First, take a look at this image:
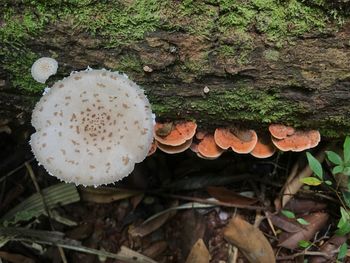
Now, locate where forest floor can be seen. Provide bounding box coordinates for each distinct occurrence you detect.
[0,128,349,263]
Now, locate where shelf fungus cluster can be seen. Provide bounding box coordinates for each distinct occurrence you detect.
[150,122,321,159]
[30,69,154,186]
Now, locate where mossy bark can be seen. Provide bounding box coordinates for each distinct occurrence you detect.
[1,0,350,137]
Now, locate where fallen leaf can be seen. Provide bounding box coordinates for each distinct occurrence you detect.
[179,210,206,259]
[278,212,329,249]
[129,201,178,238]
[309,235,347,263]
[142,241,168,259]
[207,186,258,206]
[79,187,140,203]
[284,198,327,214]
[280,150,325,208]
[266,212,303,233]
[185,239,210,263]
[0,251,34,263]
[223,216,276,263]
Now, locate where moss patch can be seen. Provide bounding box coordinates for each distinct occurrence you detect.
[219,0,336,42]
[148,84,301,125]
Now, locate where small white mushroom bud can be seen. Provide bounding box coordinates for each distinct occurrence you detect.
[30,69,154,186]
[31,57,58,84]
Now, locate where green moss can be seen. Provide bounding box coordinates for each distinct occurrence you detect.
[64,0,162,47]
[2,51,45,93]
[115,54,143,73]
[148,84,301,125]
[160,0,218,37]
[264,49,280,61]
[219,0,339,42]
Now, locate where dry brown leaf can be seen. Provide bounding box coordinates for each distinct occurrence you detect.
[223,216,276,263]
[284,198,327,214]
[79,186,140,203]
[266,212,303,233]
[207,186,258,206]
[0,251,34,263]
[309,235,347,263]
[185,238,210,263]
[278,212,329,249]
[142,241,168,259]
[280,150,325,208]
[129,202,178,237]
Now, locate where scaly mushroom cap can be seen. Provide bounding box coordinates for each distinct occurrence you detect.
[271,130,321,152]
[154,121,197,146]
[31,57,58,83]
[197,134,224,159]
[250,134,276,158]
[214,128,258,154]
[30,69,154,186]
[157,138,193,154]
[268,124,295,139]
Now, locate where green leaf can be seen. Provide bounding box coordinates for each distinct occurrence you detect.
[325,180,332,186]
[338,243,348,260]
[342,191,350,208]
[306,152,323,179]
[336,221,350,236]
[300,177,322,186]
[326,151,343,165]
[333,165,344,175]
[344,136,350,163]
[340,207,350,222]
[298,240,312,249]
[297,218,310,225]
[281,210,295,219]
[343,167,350,176]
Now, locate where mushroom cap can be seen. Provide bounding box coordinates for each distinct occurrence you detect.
[250,134,276,158]
[271,130,321,152]
[31,57,58,83]
[214,128,258,154]
[157,138,193,154]
[30,69,154,186]
[154,121,197,146]
[268,124,295,139]
[197,134,224,159]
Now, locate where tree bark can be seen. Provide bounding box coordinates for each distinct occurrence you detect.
[1,1,350,137]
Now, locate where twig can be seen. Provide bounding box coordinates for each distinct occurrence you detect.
[154,193,266,211]
[25,162,68,263]
[0,158,35,183]
[276,249,337,260]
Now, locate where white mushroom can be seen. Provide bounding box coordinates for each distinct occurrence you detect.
[30,69,154,186]
[31,57,58,83]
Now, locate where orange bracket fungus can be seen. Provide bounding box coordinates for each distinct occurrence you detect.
[157,138,193,154]
[154,121,197,146]
[214,128,258,154]
[31,57,58,84]
[269,124,295,139]
[271,130,321,152]
[30,69,154,186]
[153,121,196,154]
[250,134,276,158]
[197,134,224,159]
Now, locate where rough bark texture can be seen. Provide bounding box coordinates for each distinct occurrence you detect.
[1,0,350,137]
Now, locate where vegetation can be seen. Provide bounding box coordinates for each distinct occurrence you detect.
[304,136,350,262]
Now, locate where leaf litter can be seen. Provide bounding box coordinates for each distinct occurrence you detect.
[0,131,348,262]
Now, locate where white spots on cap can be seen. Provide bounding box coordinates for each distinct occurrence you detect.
[31,57,58,84]
[30,69,154,186]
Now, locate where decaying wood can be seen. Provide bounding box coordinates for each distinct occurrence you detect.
[1,1,350,137]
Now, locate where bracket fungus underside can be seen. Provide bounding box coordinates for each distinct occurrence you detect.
[30,69,153,186]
